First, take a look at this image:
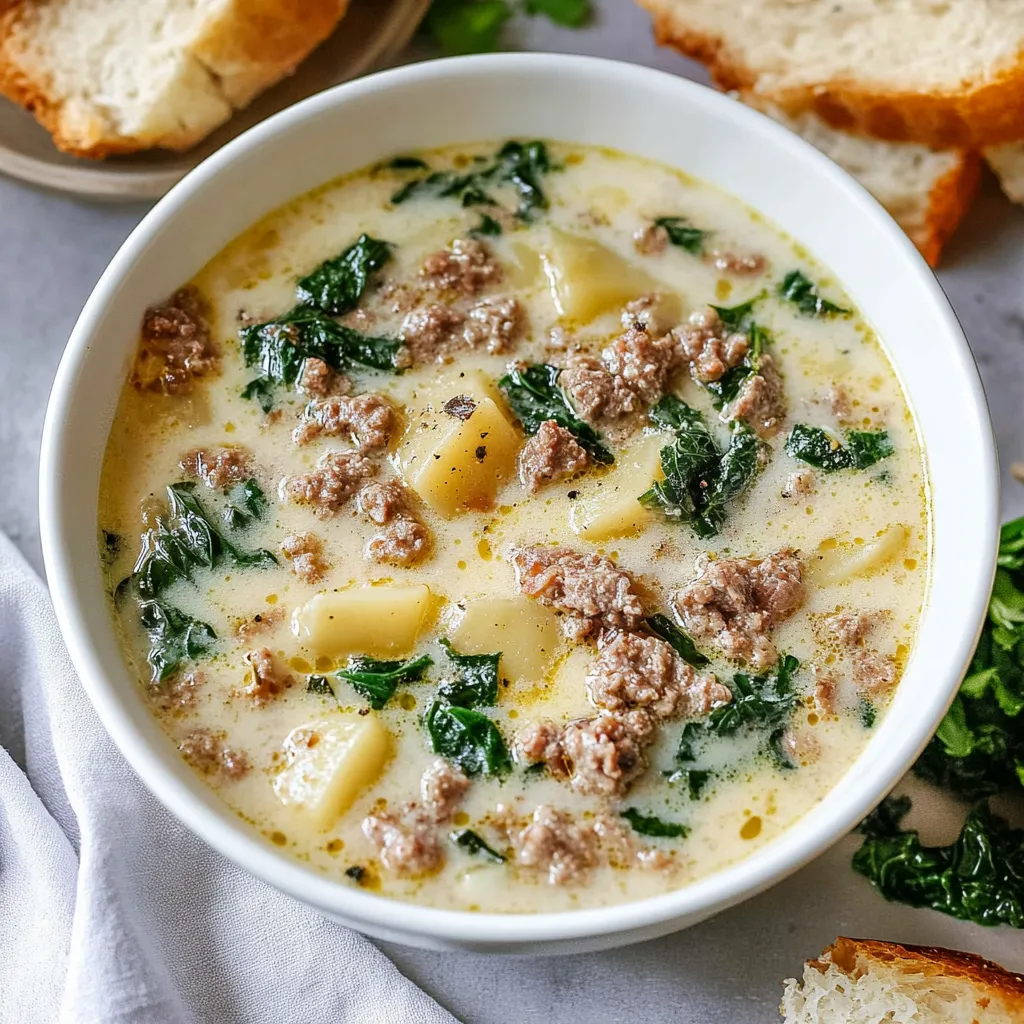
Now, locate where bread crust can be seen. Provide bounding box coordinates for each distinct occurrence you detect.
[916,150,980,267]
[0,0,350,159]
[821,937,1024,1014]
[642,1,1024,149]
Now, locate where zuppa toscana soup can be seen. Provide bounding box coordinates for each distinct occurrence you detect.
[99,140,928,912]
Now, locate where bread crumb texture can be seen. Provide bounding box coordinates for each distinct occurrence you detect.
[639,0,1024,148]
[781,937,1024,1023]
[0,0,350,157]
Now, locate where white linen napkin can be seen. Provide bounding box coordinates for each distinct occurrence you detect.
[0,532,458,1024]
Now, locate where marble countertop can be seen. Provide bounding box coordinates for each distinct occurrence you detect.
[4,3,1024,1021]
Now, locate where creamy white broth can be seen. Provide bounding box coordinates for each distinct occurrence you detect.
[99,141,928,913]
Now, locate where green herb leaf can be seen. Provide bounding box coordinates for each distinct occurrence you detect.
[709,296,759,331]
[664,767,711,800]
[450,828,506,862]
[241,377,275,413]
[499,362,614,464]
[857,794,912,837]
[336,654,433,710]
[139,599,217,682]
[307,675,333,696]
[785,424,894,473]
[438,638,500,708]
[424,0,513,55]
[424,700,511,776]
[779,270,849,317]
[223,479,267,530]
[295,234,392,316]
[645,613,710,668]
[132,483,277,600]
[469,213,503,237]
[523,0,591,27]
[695,426,763,538]
[652,216,707,255]
[852,802,1024,928]
[621,808,689,839]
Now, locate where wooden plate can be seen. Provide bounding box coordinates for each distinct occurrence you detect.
[0,0,430,201]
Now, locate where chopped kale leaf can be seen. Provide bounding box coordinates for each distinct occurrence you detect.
[645,613,710,668]
[785,423,893,473]
[652,216,707,255]
[438,638,500,708]
[336,654,433,710]
[499,362,613,464]
[664,767,711,800]
[223,479,267,530]
[295,234,392,316]
[139,599,217,682]
[424,700,511,776]
[469,213,503,237]
[523,0,591,27]
[450,828,506,862]
[306,675,334,696]
[779,270,849,318]
[241,377,275,413]
[709,296,759,331]
[424,0,514,55]
[621,808,689,839]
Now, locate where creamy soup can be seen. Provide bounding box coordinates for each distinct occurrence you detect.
[99,141,928,913]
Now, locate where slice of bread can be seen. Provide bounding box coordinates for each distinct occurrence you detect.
[0,0,350,158]
[638,0,1024,149]
[781,938,1024,1023]
[985,143,1024,204]
[740,98,979,267]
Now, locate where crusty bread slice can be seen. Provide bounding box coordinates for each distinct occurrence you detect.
[637,0,1024,149]
[741,98,979,267]
[984,143,1024,204]
[781,938,1024,1023]
[0,0,350,158]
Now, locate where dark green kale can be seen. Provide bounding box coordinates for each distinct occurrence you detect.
[424,0,590,55]
[391,139,556,221]
[131,483,277,601]
[621,808,689,839]
[652,216,707,255]
[852,799,1024,928]
[498,362,613,464]
[523,0,590,25]
[469,213,503,237]
[857,794,912,837]
[438,638,501,708]
[295,234,392,315]
[664,767,711,800]
[336,654,433,710]
[139,599,217,682]
[645,613,710,668]
[639,397,764,539]
[223,479,268,530]
[785,423,894,473]
[778,270,849,317]
[450,828,506,862]
[424,700,511,776]
[912,516,1024,800]
[709,296,759,330]
[101,530,122,565]
[676,656,800,768]
[240,377,275,413]
[306,675,334,696]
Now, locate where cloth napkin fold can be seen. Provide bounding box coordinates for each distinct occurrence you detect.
[0,532,457,1024]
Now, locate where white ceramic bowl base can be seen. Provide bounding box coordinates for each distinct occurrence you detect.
[39,55,999,954]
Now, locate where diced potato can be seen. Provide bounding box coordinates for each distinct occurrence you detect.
[400,395,519,516]
[811,524,909,585]
[541,229,661,323]
[273,715,391,830]
[524,646,593,719]
[505,241,544,290]
[292,585,434,657]
[447,597,560,684]
[570,434,665,541]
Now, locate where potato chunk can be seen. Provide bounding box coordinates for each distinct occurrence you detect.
[448,597,560,684]
[400,395,519,516]
[811,524,909,585]
[541,230,660,323]
[292,585,434,657]
[273,715,391,830]
[570,434,665,541]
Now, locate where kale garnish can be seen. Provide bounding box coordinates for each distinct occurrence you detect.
[295,234,392,316]
[852,798,1024,928]
[132,483,277,600]
[621,808,689,839]
[438,638,501,708]
[778,270,849,317]
[336,654,434,710]
[785,423,894,473]
[423,700,511,776]
[450,828,506,862]
[646,614,710,668]
[469,213,503,237]
[638,396,764,538]
[498,362,614,464]
[664,767,712,801]
[652,216,707,255]
[223,479,268,530]
[139,600,217,682]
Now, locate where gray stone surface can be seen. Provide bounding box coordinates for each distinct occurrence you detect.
[3,2,1024,1020]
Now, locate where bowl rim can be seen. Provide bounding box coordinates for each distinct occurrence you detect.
[39,52,1000,949]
